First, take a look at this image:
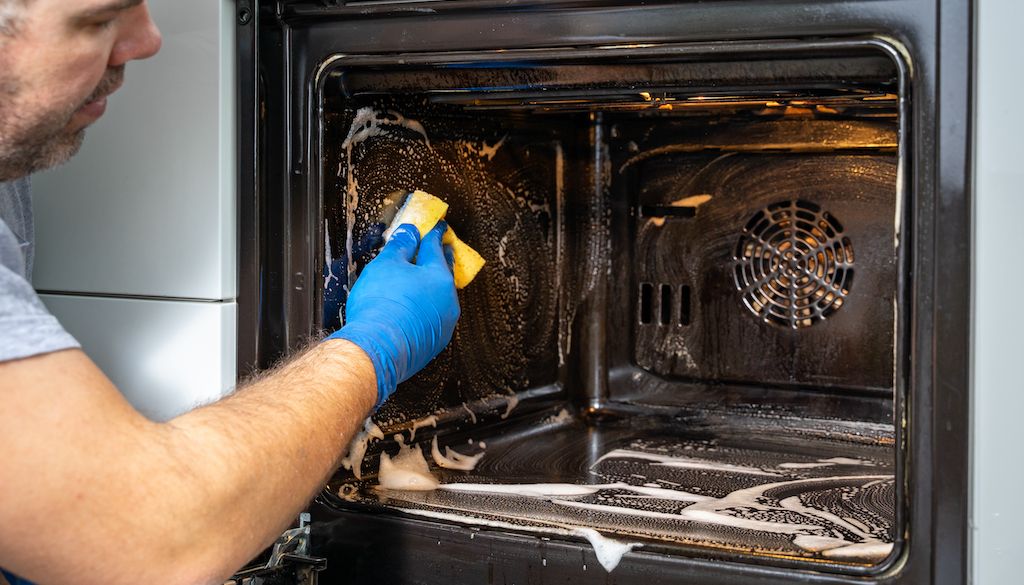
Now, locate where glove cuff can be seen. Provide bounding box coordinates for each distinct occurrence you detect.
[327,324,398,410]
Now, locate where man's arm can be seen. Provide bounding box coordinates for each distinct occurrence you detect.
[0,222,459,585]
[0,339,373,585]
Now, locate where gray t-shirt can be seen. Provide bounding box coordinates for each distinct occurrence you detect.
[0,177,79,362]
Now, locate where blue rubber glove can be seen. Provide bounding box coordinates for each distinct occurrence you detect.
[328,222,460,409]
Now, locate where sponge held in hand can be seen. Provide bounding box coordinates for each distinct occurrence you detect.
[384,190,486,289]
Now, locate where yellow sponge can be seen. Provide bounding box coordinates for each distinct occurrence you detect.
[442,227,486,289]
[384,190,486,289]
[383,190,449,241]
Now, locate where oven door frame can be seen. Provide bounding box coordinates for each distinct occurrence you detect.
[236,1,972,583]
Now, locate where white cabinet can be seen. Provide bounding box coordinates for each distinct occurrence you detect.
[30,1,238,419]
[32,0,236,301]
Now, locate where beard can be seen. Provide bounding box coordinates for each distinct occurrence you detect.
[0,66,124,182]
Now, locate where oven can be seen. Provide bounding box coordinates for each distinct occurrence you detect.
[234,1,971,583]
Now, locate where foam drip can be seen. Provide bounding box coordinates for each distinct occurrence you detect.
[377,436,439,491]
[340,418,384,480]
[500,393,519,420]
[571,528,641,572]
[391,507,639,573]
[431,437,485,471]
[408,415,438,441]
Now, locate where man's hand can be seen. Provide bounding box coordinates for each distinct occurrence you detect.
[330,221,461,409]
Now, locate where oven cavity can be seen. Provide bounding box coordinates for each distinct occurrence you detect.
[315,43,904,573]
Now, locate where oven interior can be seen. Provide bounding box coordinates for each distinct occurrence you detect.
[316,45,903,572]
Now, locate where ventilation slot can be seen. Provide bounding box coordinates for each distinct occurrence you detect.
[640,283,690,326]
[733,200,855,329]
[680,285,691,326]
[660,284,673,325]
[639,283,653,324]
[639,205,697,219]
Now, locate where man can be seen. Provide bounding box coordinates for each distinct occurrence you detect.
[0,1,461,584]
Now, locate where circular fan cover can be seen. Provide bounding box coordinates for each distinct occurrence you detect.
[733,200,854,329]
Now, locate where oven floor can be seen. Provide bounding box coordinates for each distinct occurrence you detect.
[326,408,896,568]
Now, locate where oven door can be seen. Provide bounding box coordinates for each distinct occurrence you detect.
[236,1,972,584]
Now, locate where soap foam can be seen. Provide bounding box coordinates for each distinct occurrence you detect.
[792,535,854,552]
[500,393,519,420]
[460,403,478,424]
[339,418,385,480]
[680,475,892,549]
[392,506,639,573]
[431,437,485,471]
[438,481,706,502]
[596,449,782,477]
[544,408,573,425]
[821,542,894,560]
[408,415,438,441]
[377,436,439,491]
[571,528,641,573]
[778,457,876,470]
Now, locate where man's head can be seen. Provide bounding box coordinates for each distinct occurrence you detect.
[0,0,161,182]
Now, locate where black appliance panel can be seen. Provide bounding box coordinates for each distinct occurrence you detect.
[240,0,974,582]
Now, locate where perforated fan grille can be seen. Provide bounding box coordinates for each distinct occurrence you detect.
[733,200,854,329]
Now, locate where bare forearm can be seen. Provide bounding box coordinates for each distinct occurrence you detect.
[0,341,375,585]
[155,339,376,582]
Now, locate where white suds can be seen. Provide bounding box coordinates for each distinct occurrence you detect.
[497,232,512,267]
[324,218,336,290]
[408,415,438,441]
[339,419,385,480]
[439,481,706,502]
[778,457,876,470]
[431,437,485,471]
[478,135,507,161]
[377,437,438,491]
[679,475,893,550]
[596,449,782,477]
[441,482,600,498]
[544,408,573,425]
[500,393,519,420]
[461,402,477,424]
[792,535,855,552]
[571,528,641,573]
[342,108,431,150]
[392,508,635,573]
[822,542,894,560]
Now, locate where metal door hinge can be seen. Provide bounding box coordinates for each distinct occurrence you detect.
[226,514,326,585]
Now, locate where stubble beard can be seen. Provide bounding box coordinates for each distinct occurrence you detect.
[0,66,124,182]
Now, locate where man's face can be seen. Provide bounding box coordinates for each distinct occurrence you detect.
[0,0,162,181]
